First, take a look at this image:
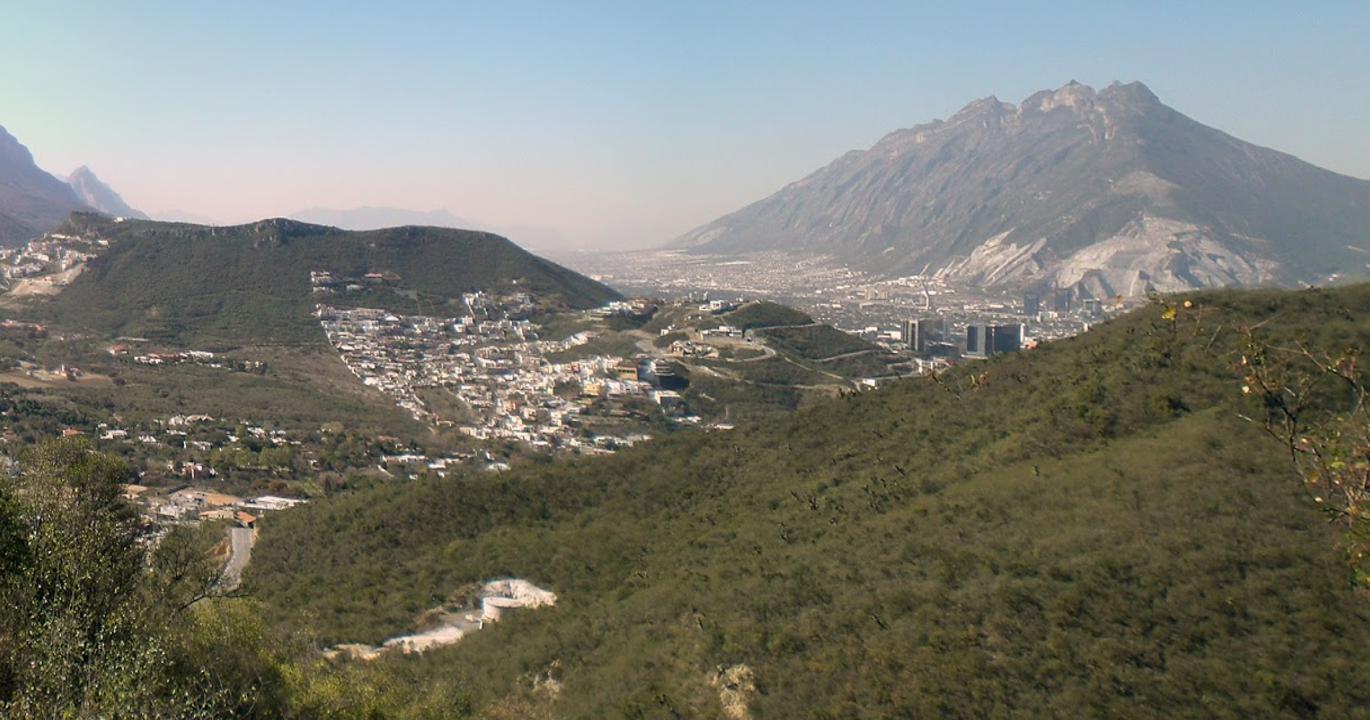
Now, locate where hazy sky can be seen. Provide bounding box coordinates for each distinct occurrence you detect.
[3,1,1368,249]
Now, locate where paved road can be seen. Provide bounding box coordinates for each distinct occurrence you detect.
[218,526,254,592]
[814,349,876,363]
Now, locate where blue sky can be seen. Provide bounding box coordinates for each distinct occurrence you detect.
[2,1,1367,248]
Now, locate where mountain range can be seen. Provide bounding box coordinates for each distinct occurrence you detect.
[0,124,148,245]
[675,81,1370,297]
[0,125,90,246]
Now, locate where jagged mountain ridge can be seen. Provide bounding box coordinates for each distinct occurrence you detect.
[0,125,90,246]
[675,81,1370,296]
[66,166,147,219]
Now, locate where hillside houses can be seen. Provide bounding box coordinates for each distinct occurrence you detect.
[316,288,667,455]
[127,484,308,525]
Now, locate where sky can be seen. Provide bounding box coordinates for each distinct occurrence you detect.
[2,1,1368,250]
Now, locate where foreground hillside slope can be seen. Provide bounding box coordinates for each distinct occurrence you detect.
[675,81,1370,296]
[36,214,620,345]
[249,284,1370,718]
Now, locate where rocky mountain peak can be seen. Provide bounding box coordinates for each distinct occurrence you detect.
[950,95,1014,121]
[673,81,1370,295]
[65,165,147,220]
[1018,80,1099,116]
[1101,80,1160,103]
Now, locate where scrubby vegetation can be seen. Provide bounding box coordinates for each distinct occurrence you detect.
[2,284,1365,718]
[819,349,904,378]
[697,356,835,387]
[754,323,876,360]
[0,436,486,718]
[243,284,1370,717]
[544,331,642,363]
[0,335,441,497]
[723,301,812,331]
[31,214,620,347]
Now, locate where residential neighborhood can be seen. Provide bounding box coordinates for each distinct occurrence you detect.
[316,283,675,455]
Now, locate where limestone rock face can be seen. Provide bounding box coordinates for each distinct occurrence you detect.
[675,82,1370,295]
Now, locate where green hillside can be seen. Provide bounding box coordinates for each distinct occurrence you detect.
[245,284,1370,718]
[723,300,813,330]
[754,323,874,360]
[725,301,904,377]
[31,214,620,346]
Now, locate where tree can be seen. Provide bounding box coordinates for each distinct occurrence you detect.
[1239,331,1370,586]
[0,437,230,717]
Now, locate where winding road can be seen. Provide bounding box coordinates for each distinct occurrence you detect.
[218,526,254,592]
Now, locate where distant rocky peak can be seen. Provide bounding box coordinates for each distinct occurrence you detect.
[68,165,98,182]
[1098,80,1162,108]
[1050,79,1096,105]
[65,165,147,219]
[1020,80,1099,115]
[951,96,1015,121]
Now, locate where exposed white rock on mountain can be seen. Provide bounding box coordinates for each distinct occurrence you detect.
[1052,215,1279,298]
[66,166,147,219]
[675,81,1370,295]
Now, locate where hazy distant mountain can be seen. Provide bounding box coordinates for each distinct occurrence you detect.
[152,208,221,225]
[0,125,89,246]
[290,206,576,251]
[66,166,147,220]
[494,224,571,252]
[290,206,478,231]
[675,81,1370,297]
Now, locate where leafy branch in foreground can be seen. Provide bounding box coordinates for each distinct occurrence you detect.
[1238,329,1369,586]
[0,436,474,718]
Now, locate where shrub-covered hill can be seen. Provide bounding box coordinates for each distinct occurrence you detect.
[722,301,902,376]
[755,323,875,360]
[247,284,1370,718]
[34,213,620,346]
[723,300,813,331]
